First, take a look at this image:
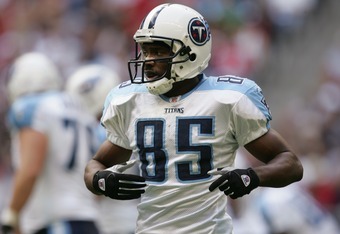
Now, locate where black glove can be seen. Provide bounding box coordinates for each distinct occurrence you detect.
[93,170,146,200]
[209,168,260,199]
[1,224,14,234]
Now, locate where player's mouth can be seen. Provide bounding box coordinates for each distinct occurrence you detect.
[145,71,159,80]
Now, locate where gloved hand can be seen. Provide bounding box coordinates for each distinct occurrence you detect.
[1,225,14,234]
[208,167,260,199]
[93,160,146,200]
[1,208,18,234]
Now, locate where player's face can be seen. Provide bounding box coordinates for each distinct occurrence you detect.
[140,42,172,80]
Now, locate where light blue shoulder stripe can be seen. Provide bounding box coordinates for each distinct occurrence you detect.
[8,93,55,129]
[198,75,256,93]
[199,75,272,122]
[103,80,148,111]
[95,123,106,143]
[102,76,272,124]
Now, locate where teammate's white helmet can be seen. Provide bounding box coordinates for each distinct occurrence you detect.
[7,52,62,103]
[66,64,120,117]
[128,3,212,95]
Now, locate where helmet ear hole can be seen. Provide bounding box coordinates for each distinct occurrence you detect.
[189,53,196,61]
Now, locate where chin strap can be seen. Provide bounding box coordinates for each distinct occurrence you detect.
[146,77,175,95]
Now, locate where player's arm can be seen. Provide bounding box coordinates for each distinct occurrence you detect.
[84,140,133,193]
[1,128,48,232]
[84,140,146,200]
[244,128,303,187]
[209,129,303,199]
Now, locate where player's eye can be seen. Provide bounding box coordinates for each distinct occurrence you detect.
[142,50,148,57]
[157,51,166,56]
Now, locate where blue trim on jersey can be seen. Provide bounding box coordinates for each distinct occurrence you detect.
[246,86,272,123]
[200,75,272,124]
[102,75,272,127]
[95,123,106,144]
[8,92,57,129]
[198,75,256,93]
[103,80,148,111]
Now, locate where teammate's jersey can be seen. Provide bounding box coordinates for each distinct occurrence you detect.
[258,185,340,234]
[101,74,272,234]
[7,91,99,234]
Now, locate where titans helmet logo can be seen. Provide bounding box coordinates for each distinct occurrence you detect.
[188,17,211,46]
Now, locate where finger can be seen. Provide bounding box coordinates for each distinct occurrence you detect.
[118,188,145,196]
[209,174,229,191]
[207,167,235,175]
[119,182,146,189]
[209,176,225,192]
[117,174,146,182]
[114,193,143,200]
[224,189,234,195]
[209,178,223,191]
[218,182,231,191]
[229,193,240,199]
[208,169,222,176]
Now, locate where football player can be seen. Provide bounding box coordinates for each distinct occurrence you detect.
[1,53,100,234]
[84,3,303,234]
[66,64,139,234]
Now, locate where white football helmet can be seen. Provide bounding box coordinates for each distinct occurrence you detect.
[66,64,120,117]
[7,52,62,103]
[128,3,212,95]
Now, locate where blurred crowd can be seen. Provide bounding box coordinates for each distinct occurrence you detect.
[274,44,340,222]
[1,0,340,232]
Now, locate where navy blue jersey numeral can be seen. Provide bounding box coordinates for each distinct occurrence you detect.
[177,118,213,181]
[137,120,167,182]
[63,119,96,170]
[63,119,78,170]
[136,117,213,183]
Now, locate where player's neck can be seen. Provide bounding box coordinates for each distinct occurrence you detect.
[163,75,201,97]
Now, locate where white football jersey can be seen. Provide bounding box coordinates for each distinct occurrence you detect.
[101,74,272,234]
[7,91,99,234]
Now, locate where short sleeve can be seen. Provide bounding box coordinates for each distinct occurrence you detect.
[232,84,272,146]
[101,95,131,150]
[8,96,49,134]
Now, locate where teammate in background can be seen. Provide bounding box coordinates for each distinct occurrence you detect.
[66,64,138,234]
[258,185,340,234]
[84,3,303,234]
[1,52,100,234]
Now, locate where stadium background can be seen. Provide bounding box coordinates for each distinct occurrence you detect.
[0,0,339,229]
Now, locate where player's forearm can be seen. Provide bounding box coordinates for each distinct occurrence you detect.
[9,170,37,213]
[254,151,303,187]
